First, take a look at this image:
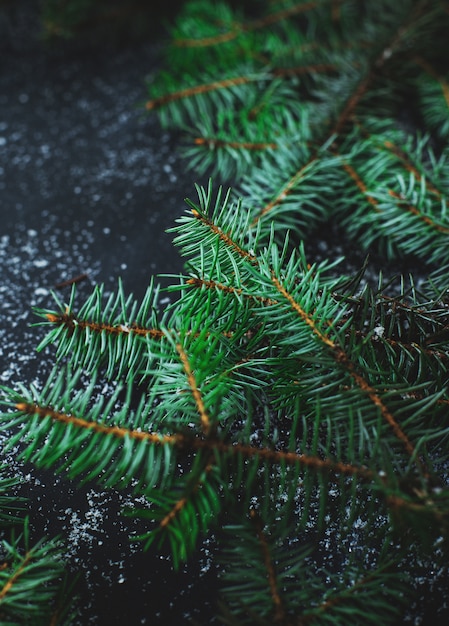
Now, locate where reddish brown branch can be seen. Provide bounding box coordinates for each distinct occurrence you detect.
[46,311,165,339]
[191,208,258,264]
[174,1,319,48]
[176,343,211,434]
[340,161,380,210]
[147,62,335,112]
[386,493,446,526]
[186,276,277,305]
[187,276,244,296]
[194,137,277,151]
[15,402,179,446]
[0,552,31,601]
[146,75,256,111]
[16,401,376,484]
[340,158,449,235]
[211,439,373,480]
[250,510,286,623]
[46,308,237,341]
[54,273,89,289]
[332,72,373,136]
[159,459,214,531]
[361,330,449,363]
[332,1,431,135]
[252,157,318,225]
[388,189,449,234]
[160,496,188,528]
[271,274,335,349]
[381,140,443,199]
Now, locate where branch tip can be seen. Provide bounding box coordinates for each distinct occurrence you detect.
[46,313,61,323]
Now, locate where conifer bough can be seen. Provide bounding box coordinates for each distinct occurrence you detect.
[1,0,449,623]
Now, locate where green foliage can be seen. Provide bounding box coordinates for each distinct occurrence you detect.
[217,519,409,626]
[2,0,449,623]
[0,510,74,626]
[2,180,449,621]
[0,468,74,624]
[0,469,24,529]
[147,0,449,269]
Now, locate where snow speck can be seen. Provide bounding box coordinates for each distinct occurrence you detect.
[373,325,385,340]
[34,287,49,297]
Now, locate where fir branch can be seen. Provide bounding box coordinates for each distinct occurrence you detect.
[379,139,444,199]
[13,401,179,447]
[249,509,286,624]
[146,72,265,111]
[189,204,258,265]
[175,342,211,435]
[331,0,435,134]
[172,1,323,48]
[0,551,31,603]
[252,157,319,225]
[270,273,425,471]
[0,522,69,625]
[179,80,308,179]
[415,56,449,111]
[387,189,449,235]
[34,278,164,380]
[210,439,374,481]
[10,393,378,484]
[186,276,277,307]
[331,136,449,263]
[193,136,278,151]
[332,71,373,136]
[3,370,378,484]
[339,158,380,210]
[131,458,221,569]
[239,142,338,236]
[1,370,182,493]
[298,565,408,626]
[146,64,336,113]
[45,309,165,339]
[0,470,24,528]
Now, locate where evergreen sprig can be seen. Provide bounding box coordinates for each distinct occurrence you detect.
[0,467,74,624]
[146,0,449,273]
[2,179,449,622]
[1,0,449,623]
[0,515,73,626]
